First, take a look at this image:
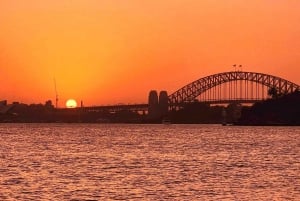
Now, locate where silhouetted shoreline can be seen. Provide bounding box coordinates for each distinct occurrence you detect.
[236,90,300,126]
[0,91,299,125]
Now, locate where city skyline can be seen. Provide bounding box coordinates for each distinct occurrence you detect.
[1,1,300,106]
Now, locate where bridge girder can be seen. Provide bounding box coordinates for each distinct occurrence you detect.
[168,71,300,107]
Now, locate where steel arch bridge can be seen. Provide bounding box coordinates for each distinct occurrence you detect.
[168,71,300,109]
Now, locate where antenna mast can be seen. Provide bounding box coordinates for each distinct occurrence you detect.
[54,78,59,108]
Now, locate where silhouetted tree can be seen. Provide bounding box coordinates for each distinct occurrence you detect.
[268,87,278,99]
[45,100,54,108]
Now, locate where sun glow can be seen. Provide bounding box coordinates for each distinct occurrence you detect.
[66,99,77,108]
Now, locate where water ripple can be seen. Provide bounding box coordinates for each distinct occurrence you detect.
[0,124,299,200]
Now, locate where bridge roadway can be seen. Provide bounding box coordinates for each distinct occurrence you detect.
[187,98,262,105]
[62,98,262,113]
[79,103,149,112]
[169,98,262,109]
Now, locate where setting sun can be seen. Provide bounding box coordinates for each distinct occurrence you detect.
[66,99,77,108]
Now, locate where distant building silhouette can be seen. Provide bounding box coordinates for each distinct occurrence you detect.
[0,100,7,106]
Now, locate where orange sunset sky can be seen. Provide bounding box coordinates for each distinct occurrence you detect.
[0,0,300,107]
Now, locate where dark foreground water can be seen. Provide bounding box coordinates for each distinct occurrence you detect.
[0,124,299,200]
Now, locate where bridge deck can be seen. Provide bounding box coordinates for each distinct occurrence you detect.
[58,99,261,112]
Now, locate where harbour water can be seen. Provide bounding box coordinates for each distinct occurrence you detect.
[0,124,299,200]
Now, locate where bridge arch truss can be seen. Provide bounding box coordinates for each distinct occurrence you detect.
[168,71,300,109]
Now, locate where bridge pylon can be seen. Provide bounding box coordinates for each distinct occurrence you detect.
[148,90,169,119]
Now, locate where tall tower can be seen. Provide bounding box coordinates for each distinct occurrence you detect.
[54,78,59,108]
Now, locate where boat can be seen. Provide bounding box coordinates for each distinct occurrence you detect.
[162,118,171,124]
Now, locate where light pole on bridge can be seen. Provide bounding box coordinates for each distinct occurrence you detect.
[233,64,243,72]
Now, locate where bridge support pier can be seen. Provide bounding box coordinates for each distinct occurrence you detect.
[148,90,169,120]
